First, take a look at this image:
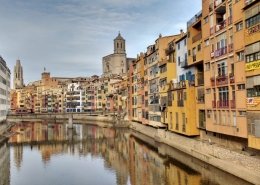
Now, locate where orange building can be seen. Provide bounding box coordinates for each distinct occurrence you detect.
[202,0,248,149]
[243,0,260,150]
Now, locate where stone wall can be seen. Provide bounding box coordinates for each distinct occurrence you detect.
[130,121,260,185]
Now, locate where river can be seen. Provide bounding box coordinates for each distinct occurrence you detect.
[0,121,253,185]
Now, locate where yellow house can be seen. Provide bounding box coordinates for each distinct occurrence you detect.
[168,80,199,136]
[159,39,178,125]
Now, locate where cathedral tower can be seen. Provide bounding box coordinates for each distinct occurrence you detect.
[13,59,24,89]
[114,32,126,54]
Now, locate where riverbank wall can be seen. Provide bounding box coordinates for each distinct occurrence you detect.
[6,113,260,185]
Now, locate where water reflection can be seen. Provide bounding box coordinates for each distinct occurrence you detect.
[0,142,10,185]
[0,122,253,185]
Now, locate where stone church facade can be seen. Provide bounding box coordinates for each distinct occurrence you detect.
[102,33,134,76]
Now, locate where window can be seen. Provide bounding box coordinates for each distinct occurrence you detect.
[176,112,179,130]
[217,62,227,76]
[246,51,260,63]
[239,111,246,116]
[236,51,244,61]
[218,86,229,101]
[237,84,245,90]
[205,62,210,71]
[207,110,211,118]
[178,43,180,50]
[247,85,260,97]
[178,57,181,65]
[184,39,187,46]
[235,21,243,31]
[197,44,201,51]
[246,14,260,28]
[205,39,209,46]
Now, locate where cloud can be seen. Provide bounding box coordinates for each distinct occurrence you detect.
[0,0,201,85]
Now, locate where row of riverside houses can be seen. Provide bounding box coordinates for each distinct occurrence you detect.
[10,0,259,151]
[11,70,128,116]
[127,0,260,151]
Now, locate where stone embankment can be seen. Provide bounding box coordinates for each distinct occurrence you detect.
[130,122,260,185]
[6,113,260,185]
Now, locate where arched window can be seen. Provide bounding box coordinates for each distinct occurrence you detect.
[121,43,122,48]
[117,43,119,48]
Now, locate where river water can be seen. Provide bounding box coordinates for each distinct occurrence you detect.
[0,122,253,185]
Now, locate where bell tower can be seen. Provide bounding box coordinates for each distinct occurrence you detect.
[114,32,125,54]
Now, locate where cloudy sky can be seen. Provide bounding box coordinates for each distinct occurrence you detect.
[0,0,201,85]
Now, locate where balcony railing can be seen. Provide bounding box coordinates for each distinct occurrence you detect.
[248,24,260,35]
[192,32,202,43]
[215,20,227,32]
[216,75,228,86]
[214,46,227,57]
[230,99,236,109]
[217,100,229,108]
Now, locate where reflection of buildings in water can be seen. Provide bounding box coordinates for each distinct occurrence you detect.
[129,136,167,185]
[0,143,10,185]
[13,145,23,170]
[9,122,67,144]
[165,159,201,185]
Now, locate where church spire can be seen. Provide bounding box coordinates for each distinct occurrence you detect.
[114,32,125,54]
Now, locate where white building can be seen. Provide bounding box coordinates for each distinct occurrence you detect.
[175,34,195,82]
[65,83,85,113]
[0,56,11,121]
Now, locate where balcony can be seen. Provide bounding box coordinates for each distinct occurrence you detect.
[192,32,202,43]
[230,99,236,109]
[229,73,235,83]
[214,46,227,58]
[216,75,228,86]
[181,60,188,68]
[215,20,227,32]
[177,100,184,107]
[228,43,233,53]
[247,24,260,35]
[165,45,175,55]
[217,100,229,108]
[212,100,217,108]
